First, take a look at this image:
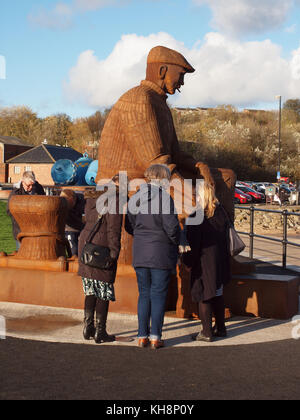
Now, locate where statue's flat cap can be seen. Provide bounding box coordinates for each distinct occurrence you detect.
[147,46,195,73]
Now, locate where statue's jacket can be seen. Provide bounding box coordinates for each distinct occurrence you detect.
[97,80,197,183]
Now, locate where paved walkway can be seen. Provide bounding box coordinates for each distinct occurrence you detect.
[1,300,299,348]
[2,335,300,400]
[240,233,300,273]
[1,259,300,400]
[1,299,300,401]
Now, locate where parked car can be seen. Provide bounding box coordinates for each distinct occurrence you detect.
[236,185,265,203]
[252,182,276,194]
[280,183,296,192]
[235,188,252,204]
[238,181,257,189]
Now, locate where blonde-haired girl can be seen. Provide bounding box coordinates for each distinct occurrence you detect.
[183,182,231,342]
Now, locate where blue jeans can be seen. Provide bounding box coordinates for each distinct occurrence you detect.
[135,267,171,340]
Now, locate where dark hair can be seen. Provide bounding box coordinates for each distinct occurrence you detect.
[60,189,76,200]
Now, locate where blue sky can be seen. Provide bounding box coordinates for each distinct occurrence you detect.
[1,0,300,120]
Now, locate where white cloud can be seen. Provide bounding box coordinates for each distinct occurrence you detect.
[193,0,295,36]
[179,33,292,107]
[28,3,73,30]
[74,0,124,11]
[64,32,300,109]
[291,46,300,79]
[29,0,131,29]
[285,24,297,33]
[64,32,186,107]
[28,0,300,34]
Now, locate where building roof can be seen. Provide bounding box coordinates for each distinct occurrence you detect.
[0,135,32,146]
[7,144,82,164]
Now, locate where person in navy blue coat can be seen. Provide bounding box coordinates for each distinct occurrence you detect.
[126,164,180,349]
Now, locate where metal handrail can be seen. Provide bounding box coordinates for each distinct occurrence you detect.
[235,205,300,268]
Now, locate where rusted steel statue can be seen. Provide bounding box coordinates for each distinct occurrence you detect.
[9,195,69,260]
[96,45,236,222]
[95,45,236,317]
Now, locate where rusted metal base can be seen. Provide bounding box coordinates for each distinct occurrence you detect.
[0,255,67,272]
[0,263,139,314]
[0,259,228,318]
[0,256,297,320]
[174,257,255,319]
[224,273,299,320]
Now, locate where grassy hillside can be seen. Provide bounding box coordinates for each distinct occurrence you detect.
[172,106,300,182]
[0,201,16,254]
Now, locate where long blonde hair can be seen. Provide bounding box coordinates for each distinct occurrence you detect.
[202,182,219,218]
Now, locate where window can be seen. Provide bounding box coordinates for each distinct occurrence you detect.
[14,166,20,175]
[25,166,31,171]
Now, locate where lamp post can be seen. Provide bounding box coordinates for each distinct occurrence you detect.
[275,95,282,182]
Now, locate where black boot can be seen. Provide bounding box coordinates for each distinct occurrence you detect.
[196,300,213,340]
[83,310,96,340]
[83,296,96,340]
[94,299,115,344]
[211,296,227,337]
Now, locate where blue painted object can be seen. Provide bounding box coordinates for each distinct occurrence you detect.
[74,154,93,186]
[85,160,98,186]
[51,159,77,185]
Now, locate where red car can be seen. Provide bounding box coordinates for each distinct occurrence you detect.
[236,185,265,202]
[235,188,252,204]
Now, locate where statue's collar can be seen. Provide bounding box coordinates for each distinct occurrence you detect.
[141,80,167,99]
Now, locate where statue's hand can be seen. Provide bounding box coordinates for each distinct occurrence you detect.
[195,162,215,188]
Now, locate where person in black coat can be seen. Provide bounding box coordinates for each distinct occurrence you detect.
[60,189,85,256]
[7,171,45,250]
[183,182,231,342]
[78,176,125,344]
[126,164,180,349]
